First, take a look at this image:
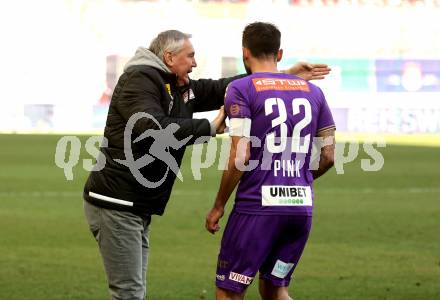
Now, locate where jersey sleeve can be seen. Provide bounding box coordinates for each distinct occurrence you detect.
[225,82,252,137]
[316,87,336,134]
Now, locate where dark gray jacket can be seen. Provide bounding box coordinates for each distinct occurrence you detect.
[83,47,242,216]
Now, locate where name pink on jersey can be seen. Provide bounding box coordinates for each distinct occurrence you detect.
[225,72,335,216]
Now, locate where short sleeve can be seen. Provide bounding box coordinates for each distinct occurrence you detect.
[224,81,252,137]
[224,82,251,119]
[316,87,336,134]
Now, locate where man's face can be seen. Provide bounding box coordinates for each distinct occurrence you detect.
[166,39,197,81]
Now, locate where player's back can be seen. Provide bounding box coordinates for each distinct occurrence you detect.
[225,72,335,216]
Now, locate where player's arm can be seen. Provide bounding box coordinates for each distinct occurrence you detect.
[205,83,250,234]
[205,115,251,233]
[311,127,335,180]
[206,135,250,234]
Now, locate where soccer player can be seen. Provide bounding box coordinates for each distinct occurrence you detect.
[206,22,336,300]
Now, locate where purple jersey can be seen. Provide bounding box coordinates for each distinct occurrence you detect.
[225,72,335,216]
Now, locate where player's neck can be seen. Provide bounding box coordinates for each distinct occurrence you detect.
[250,60,279,74]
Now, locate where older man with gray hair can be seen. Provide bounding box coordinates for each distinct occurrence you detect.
[83,29,330,300]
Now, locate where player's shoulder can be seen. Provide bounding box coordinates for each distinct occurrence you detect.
[228,75,253,90]
[286,75,326,103]
[225,76,253,101]
[305,80,323,94]
[281,74,321,92]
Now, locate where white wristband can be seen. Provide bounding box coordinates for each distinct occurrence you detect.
[229,118,252,137]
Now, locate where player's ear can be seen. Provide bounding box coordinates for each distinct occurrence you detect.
[243,47,250,60]
[163,51,174,67]
[277,49,283,62]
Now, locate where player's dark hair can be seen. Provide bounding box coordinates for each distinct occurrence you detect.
[242,22,281,59]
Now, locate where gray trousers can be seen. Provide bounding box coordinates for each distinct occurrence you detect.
[84,200,151,300]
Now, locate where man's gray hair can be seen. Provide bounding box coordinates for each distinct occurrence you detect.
[149,30,192,60]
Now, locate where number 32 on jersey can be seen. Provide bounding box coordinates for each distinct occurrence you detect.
[264,97,312,154]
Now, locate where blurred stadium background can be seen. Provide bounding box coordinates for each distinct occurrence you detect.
[0,0,439,299]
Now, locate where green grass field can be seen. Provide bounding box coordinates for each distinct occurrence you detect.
[0,134,439,300]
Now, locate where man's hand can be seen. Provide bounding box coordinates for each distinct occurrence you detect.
[205,206,224,234]
[284,62,331,81]
[212,106,227,134]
